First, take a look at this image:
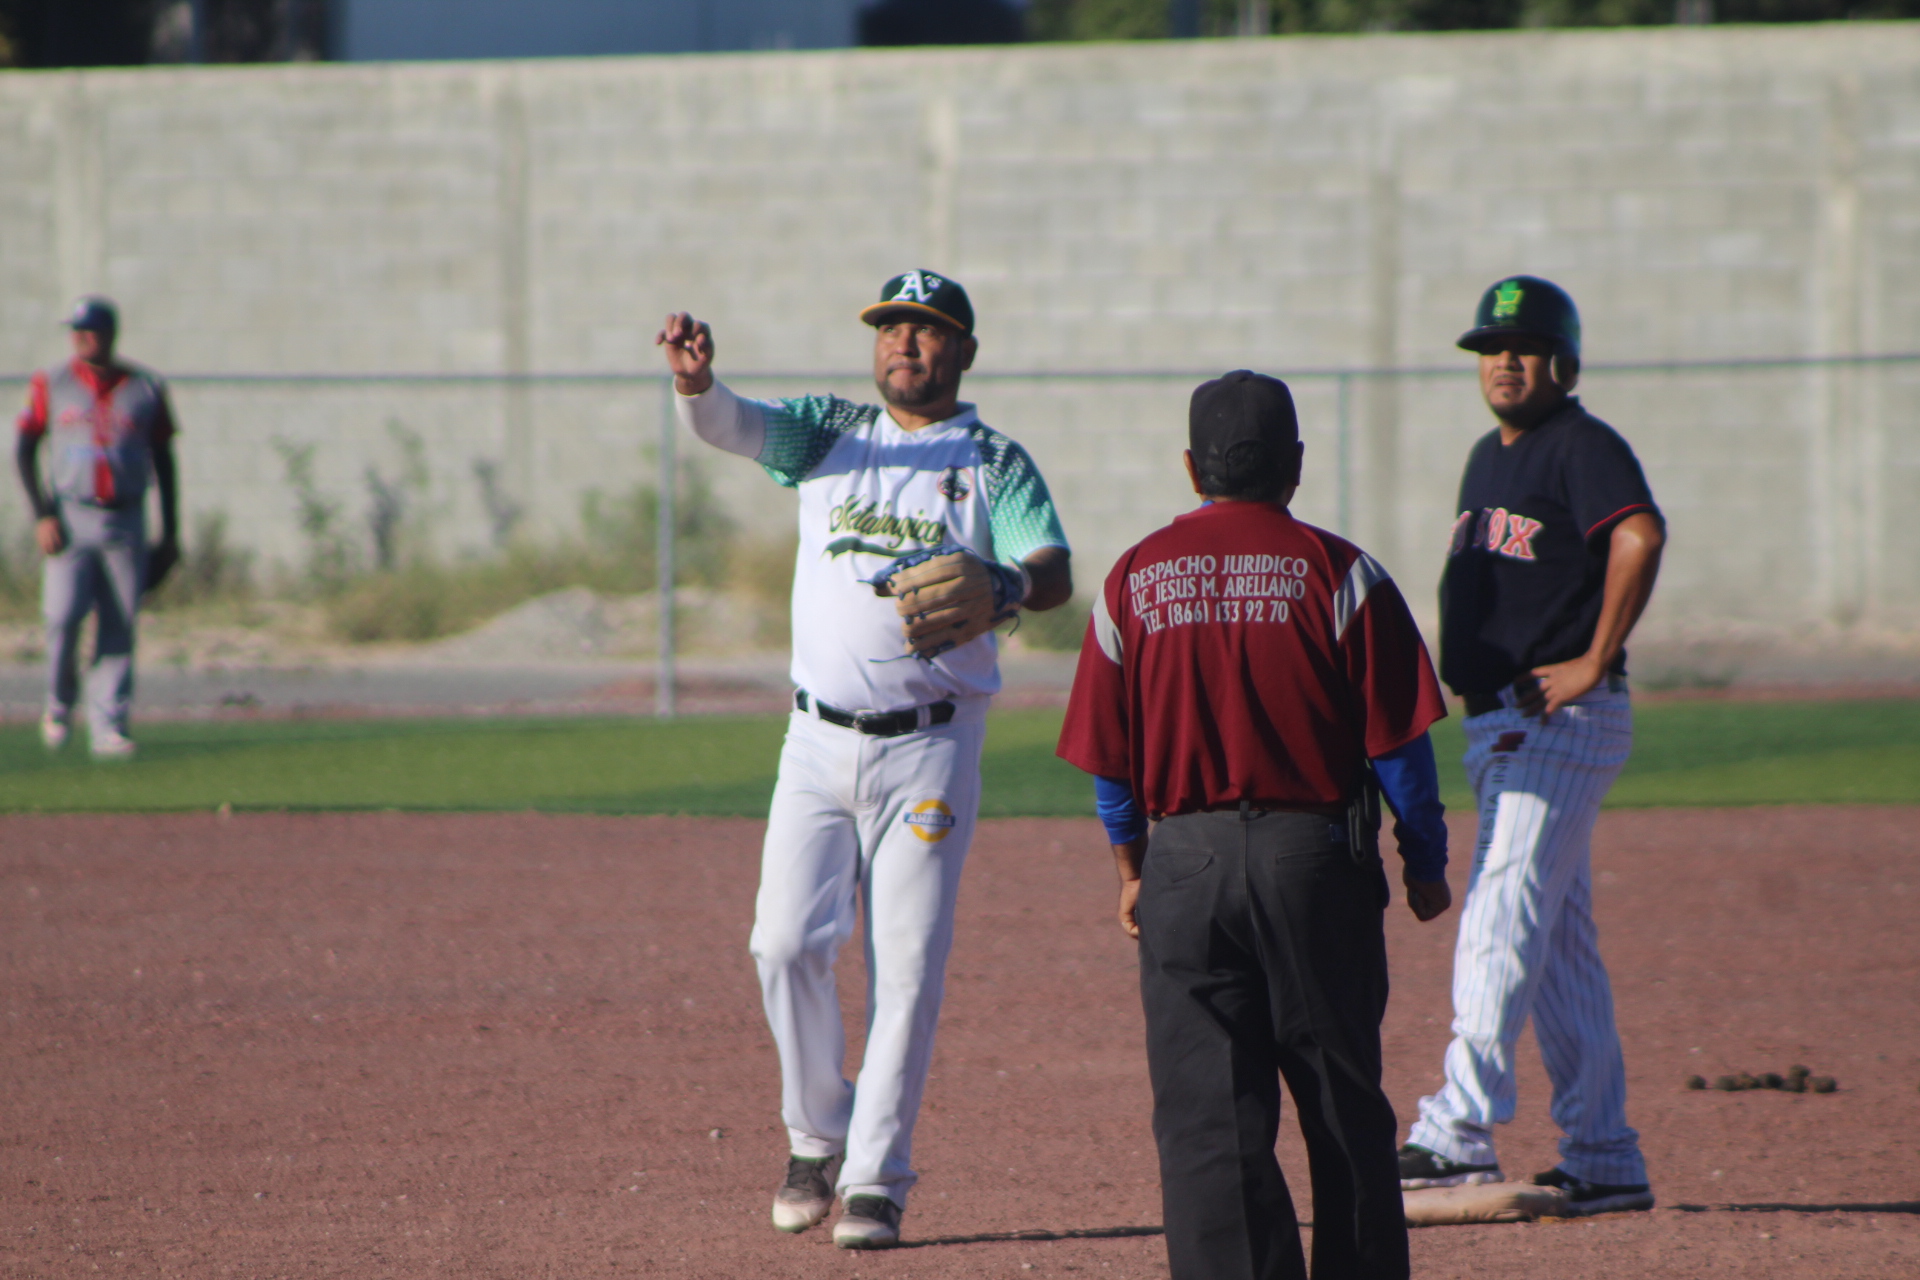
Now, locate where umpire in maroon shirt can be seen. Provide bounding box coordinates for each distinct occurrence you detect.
[1058,372,1454,1280]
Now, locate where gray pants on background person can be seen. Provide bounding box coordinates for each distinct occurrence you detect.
[1138,808,1408,1280]
[43,501,145,738]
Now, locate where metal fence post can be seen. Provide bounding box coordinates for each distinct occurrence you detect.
[189,0,209,61]
[657,377,677,719]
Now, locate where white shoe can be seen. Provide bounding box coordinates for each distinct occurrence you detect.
[90,728,138,760]
[832,1195,902,1249]
[771,1154,840,1233]
[39,714,69,751]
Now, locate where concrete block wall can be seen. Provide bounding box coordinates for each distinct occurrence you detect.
[2,25,1918,662]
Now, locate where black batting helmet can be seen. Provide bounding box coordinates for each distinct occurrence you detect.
[1457,276,1580,361]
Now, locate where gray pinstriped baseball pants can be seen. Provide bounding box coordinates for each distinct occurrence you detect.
[1407,685,1649,1187]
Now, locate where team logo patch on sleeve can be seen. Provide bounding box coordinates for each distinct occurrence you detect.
[903,797,957,842]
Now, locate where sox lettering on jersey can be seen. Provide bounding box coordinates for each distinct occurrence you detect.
[1450,508,1542,562]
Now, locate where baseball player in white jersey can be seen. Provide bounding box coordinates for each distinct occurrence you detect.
[14,297,181,759]
[1398,277,1666,1215]
[656,271,1072,1249]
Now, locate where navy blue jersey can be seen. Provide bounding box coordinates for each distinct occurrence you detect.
[1438,399,1660,696]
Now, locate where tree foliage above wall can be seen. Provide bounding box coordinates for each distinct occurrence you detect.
[4,0,1915,67]
[1023,0,1920,37]
[0,0,325,67]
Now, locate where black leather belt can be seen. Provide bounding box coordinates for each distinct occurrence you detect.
[795,689,954,737]
[1464,672,1627,718]
[1195,800,1346,820]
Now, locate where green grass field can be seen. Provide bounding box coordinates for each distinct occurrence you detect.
[0,699,1915,815]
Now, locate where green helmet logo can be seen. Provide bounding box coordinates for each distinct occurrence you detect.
[1458,275,1581,360]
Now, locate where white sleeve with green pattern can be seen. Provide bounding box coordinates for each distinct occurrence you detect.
[757,395,879,488]
[676,383,877,488]
[970,425,1070,565]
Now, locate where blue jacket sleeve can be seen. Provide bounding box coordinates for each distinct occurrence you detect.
[1371,732,1448,882]
[1094,775,1148,845]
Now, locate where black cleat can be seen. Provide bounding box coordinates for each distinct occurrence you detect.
[1398,1143,1503,1189]
[1531,1166,1655,1215]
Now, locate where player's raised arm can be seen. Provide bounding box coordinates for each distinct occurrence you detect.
[656,312,714,396]
[659,312,774,461]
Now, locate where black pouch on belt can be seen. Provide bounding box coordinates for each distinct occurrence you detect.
[1346,764,1382,868]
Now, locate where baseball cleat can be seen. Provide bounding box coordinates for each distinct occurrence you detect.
[39,713,69,751]
[771,1153,840,1233]
[1530,1167,1654,1215]
[89,728,138,760]
[1398,1143,1503,1189]
[832,1194,902,1249]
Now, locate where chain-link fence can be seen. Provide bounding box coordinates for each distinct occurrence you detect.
[4,351,1917,713]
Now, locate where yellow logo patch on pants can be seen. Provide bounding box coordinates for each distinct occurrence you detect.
[903,798,956,843]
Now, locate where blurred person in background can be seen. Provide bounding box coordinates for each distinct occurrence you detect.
[15,296,180,759]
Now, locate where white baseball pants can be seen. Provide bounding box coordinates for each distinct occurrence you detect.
[44,502,145,738]
[749,697,987,1209]
[1408,683,1649,1187]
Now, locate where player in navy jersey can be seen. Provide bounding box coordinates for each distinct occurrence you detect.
[1398,277,1666,1216]
[1059,371,1453,1280]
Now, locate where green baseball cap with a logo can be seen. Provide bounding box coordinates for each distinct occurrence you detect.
[860,270,975,336]
[1457,275,1580,360]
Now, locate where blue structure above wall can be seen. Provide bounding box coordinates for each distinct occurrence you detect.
[333,0,862,59]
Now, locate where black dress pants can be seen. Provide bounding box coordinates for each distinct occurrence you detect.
[1138,809,1408,1280]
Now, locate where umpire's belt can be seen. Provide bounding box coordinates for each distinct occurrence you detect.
[795,689,954,737]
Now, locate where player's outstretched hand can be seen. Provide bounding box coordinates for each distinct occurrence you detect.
[888,551,1011,658]
[656,312,715,396]
[1404,869,1452,922]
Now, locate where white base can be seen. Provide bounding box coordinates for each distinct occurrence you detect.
[1404,1182,1571,1227]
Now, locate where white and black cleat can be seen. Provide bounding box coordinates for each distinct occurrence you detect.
[832,1194,902,1249]
[771,1153,840,1233]
[1531,1166,1655,1215]
[1398,1143,1503,1189]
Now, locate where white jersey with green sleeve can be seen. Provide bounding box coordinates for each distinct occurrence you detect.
[676,380,1068,712]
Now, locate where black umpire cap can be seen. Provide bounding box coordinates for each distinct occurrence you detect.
[1457,275,1581,361]
[1189,370,1299,492]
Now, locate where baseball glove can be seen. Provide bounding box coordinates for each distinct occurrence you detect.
[868,544,1027,660]
[144,537,180,593]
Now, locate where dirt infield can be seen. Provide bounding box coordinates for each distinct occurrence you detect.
[2,809,1916,1279]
